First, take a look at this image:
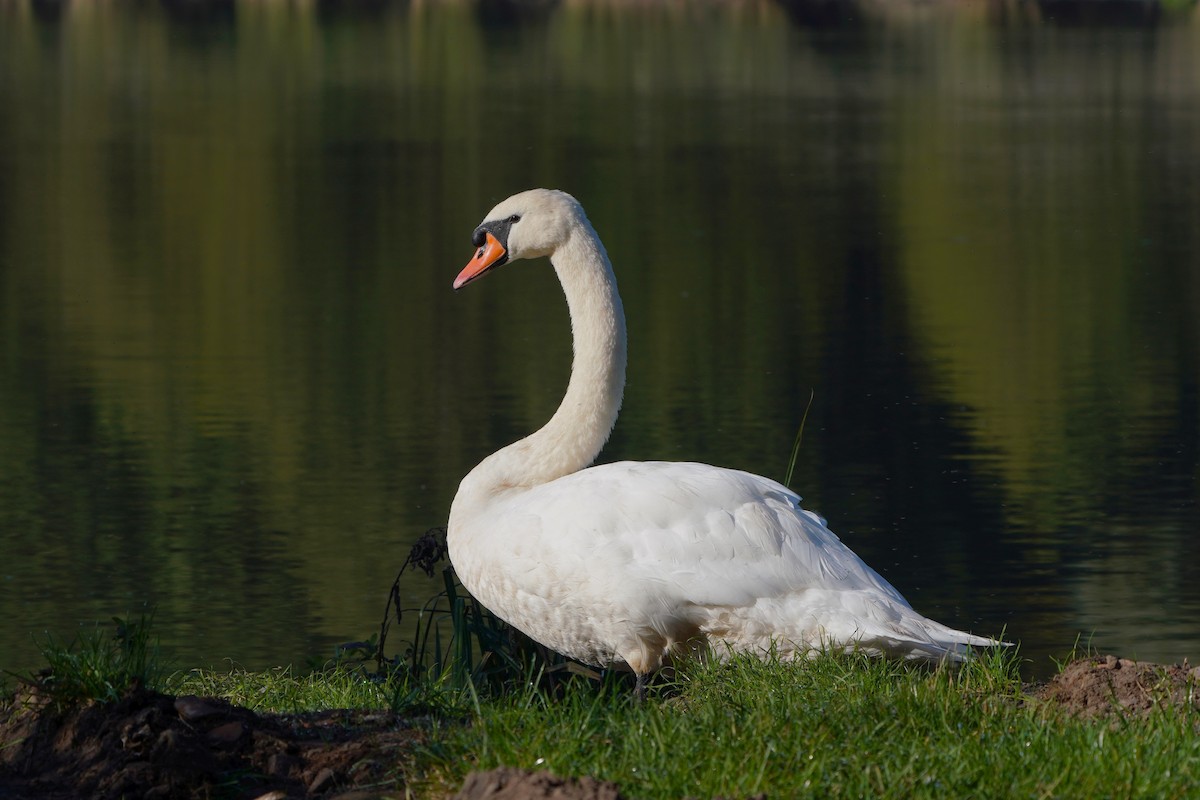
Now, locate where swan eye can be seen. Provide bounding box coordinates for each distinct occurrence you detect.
[508,214,521,224]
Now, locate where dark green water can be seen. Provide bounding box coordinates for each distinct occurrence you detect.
[1,1,1197,679]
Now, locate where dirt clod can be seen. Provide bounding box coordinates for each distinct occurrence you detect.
[454,767,626,800]
[1035,655,1200,719]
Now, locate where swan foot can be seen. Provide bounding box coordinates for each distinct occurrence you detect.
[634,672,647,703]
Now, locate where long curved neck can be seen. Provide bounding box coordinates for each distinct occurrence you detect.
[457,220,627,507]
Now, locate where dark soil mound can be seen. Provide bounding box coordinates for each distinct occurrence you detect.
[1035,655,1200,719]
[0,684,425,799]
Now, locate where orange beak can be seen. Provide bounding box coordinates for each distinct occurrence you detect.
[453,232,508,290]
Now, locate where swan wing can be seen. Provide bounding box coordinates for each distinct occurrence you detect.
[501,460,911,610]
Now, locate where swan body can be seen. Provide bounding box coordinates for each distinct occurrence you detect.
[448,189,1001,680]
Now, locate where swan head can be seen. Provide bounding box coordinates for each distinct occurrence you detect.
[454,189,584,290]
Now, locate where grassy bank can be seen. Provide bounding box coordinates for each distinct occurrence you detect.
[7,612,1198,799]
[169,647,1198,799]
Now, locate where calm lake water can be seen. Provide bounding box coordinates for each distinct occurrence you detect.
[1,1,1197,680]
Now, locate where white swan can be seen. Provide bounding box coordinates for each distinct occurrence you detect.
[448,189,1002,692]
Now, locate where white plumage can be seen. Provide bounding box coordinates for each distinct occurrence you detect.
[448,189,1002,684]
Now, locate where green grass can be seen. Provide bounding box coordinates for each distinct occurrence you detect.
[16,612,165,708]
[171,662,467,718]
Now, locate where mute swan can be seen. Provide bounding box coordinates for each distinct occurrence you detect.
[448,189,1003,694]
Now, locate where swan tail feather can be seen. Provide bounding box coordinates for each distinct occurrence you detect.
[868,618,1011,663]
